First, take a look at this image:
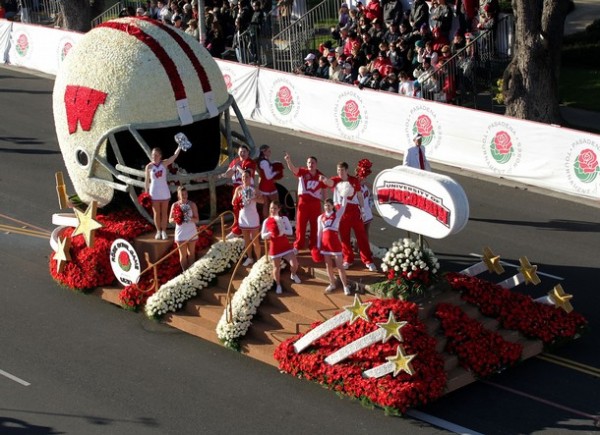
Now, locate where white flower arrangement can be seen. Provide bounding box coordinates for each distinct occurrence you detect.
[373,238,441,299]
[144,239,244,317]
[216,256,274,349]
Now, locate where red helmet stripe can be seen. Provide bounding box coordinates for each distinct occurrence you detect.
[142,18,213,94]
[99,21,186,101]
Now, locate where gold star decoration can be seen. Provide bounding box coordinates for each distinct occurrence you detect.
[483,246,504,275]
[386,345,417,377]
[376,311,408,343]
[54,235,72,273]
[344,294,372,324]
[72,201,103,248]
[549,284,574,313]
[519,256,541,285]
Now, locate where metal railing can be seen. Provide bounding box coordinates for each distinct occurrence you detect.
[136,210,236,295]
[91,0,142,28]
[14,0,61,25]
[271,0,338,73]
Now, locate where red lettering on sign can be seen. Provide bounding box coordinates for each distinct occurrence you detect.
[377,187,450,226]
[64,85,107,134]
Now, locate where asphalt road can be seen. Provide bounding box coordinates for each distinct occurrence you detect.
[1,65,599,434]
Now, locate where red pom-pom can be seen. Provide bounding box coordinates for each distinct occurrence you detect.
[138,192,152,211]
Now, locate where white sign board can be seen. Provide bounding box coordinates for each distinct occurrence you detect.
[109,239,141,286]
[373,166,469,239]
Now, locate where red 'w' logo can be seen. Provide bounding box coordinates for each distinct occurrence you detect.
[64,85,107,134]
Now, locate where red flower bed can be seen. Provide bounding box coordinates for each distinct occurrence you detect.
[50,208,153,290]
[274,299,447,414]
[435,303,523,378]
[446,272,588,346]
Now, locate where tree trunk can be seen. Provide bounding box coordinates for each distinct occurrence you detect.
[60,0,92,32]
[502,0,570,123]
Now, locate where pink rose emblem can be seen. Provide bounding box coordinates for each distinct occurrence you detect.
[416,115,433,137]
[493,131,512,155]
[278,86,293,107]
[61,42,72,61]
[578,149,598,174]
[223,74,232,90]
[343,100,360,122]
[16,34,29,56]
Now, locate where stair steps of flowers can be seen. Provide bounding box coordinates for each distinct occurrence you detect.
[255,303,320,334]
[445,367,476,393]
[443,354,460,372]
[516,338,544,360]
[215,272,245,290]
[243,320,296,351]
[262,282,351,319]
[195,288,231,307]
[416,290,464,320]
[163,312,221,346]
[133,232,174,263]
[92,286,122,306]
[182,298,227,323]
[239,335,281,367]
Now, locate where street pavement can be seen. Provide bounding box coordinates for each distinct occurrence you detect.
[1,66,599,434]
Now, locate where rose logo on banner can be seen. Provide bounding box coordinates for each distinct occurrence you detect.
[16,33,30,57]
[573,148,599,183]
[275,86,294,115]
[412,114,434,146]
[223,74,233,90]
[340,99,361,130]
[61,42,73,61]
[490,131,513,164]
[565,139,600,195]
[118,250,132,272]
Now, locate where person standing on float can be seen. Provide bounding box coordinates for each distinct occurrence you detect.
[403,134,431,171]
[283,152,326,257]
[169,186,199,270]
[219,144,257,238]
[145,146,182,240]
[256,144,282,219]
[321,162,377,271]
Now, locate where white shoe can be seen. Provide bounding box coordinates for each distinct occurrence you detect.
[155,231,161,240]
[226,232,239,240]
[290,273,301,284]
[280,260,287,270]
[161,231,168,240]
[344,286,352,296]
[293,248,299,255]
[242,257,254,267]
[342,262,351,270]
[275,284,282,294]
[324,284,336,293]
[366,263,377,272]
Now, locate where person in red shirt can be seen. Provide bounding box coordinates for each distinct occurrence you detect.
[321,162,377,271]
[255,144,282,219]
[284,152,326,258]
[219,144,257,238]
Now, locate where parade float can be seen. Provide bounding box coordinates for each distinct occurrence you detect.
[47,17,587,417]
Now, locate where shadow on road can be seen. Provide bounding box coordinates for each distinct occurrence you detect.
[469,217,600,232]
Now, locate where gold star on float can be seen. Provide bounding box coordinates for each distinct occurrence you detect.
[519,256,541,285]
[386,345,417,377]
[483,246,504,275]
[376,311,408,343]
[549,284,574,313]
[72,201,103,248]
[344,294,372,324]
[54,235,72,273]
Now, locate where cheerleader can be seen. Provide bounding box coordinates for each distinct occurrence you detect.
[145,146,182,240]
[256,144,283,219]
[261,200,301,294]
[355,159,374,235]
[233,170,263,267]
[169,186,199,270]
[317,197,352,295]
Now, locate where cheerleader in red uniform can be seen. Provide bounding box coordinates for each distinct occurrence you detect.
[256,144,283,219]
[317,198,351,295]
[261,201,301,294]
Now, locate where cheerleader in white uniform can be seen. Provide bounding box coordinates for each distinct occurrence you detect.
[233,170,263,267]
[145,146,182,240]
[355,159,374,235]
[317,197,352,295]
[169,186,199,271]
[261,201,301,294]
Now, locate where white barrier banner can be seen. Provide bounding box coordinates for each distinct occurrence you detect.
[215,59,258,120]
[0,19,11,63]
[8,23,81,75]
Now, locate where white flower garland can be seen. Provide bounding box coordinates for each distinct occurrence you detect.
[216,256,274,348]
[144,239,244,317]
[380,238,440,278]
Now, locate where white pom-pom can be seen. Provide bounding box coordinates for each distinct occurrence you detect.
[174,132,192,151]
[336,181,354,198]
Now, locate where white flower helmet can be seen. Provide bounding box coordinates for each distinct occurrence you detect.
[53,17,232,208]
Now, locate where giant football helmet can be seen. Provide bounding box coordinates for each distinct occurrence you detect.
[53,17,245,213]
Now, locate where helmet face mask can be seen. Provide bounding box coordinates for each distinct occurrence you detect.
[53,17,232,209]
